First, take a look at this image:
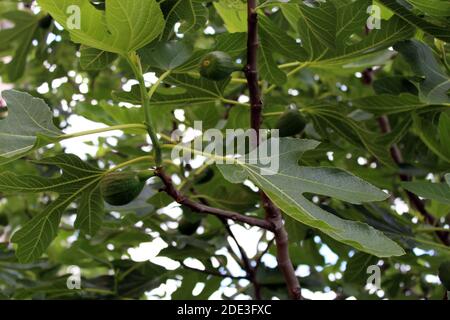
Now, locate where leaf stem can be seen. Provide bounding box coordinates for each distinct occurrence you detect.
[58,124,147,140]
[107,156,155,173]
[148,70,171,99]
[154,168,273,231]
[126,53,162,166]
[221,98,251,107]
[262,111,284,118]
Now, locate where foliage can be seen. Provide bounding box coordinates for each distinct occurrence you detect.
[0,0,449,300]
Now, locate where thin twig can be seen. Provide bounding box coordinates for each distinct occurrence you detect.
[154,168,273,231]
[192,189,262,298]
[221,219,262,299]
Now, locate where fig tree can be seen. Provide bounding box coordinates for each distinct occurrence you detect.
[275,109,306,137]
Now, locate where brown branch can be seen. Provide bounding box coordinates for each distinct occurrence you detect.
[377,116,449,246]
[262,194,302,300]
[245,0,263,140]
[244,0,302,300]
[154,168,273,231]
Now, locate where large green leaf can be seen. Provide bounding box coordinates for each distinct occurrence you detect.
[0,90,61,159]
[258,16,307,85]
[213,0,247,33]
[114,74,230,107]
[379,0,450,42]
[402,181,450,205]
[280,1,413,66]
[76,101,144,129]
[0,11,39,81]
[295,0,337,58]
[38,0,165,54]
[395,40,450,104]
[343,252,378,286]
[352,94,429,115]
[439,112,450,157]
[161,0,207,39]
[413,112,450,163]
[139,41,192,71]
[217,138,404,257]
[406,0,450,17]
[2,155,105,263]
[308,103,399,167]
[79,46,118,71]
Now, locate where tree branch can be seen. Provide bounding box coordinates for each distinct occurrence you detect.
[378,116,449,246]
[244,0,302,300]
[245,0,263,140]
[154,168,273,231]
[262,194,302,300]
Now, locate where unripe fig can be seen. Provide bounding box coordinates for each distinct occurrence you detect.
[275,109,306,137]
[38,15,53,29]
[439,261,450,291]
[100,172,146,206]
[194,167,214,185]
[90,0,106,10]
[178,207,202,235]
[0,106,8,120]
[178,217,202,235]
[199,51,241,81]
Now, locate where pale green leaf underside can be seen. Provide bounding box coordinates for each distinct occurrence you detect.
[38,0,165,54]
[352,94,429,115]
[2,154,105,262]
[218,139,404,257]
[0,90,61,158]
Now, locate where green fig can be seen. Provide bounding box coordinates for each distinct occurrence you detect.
[200,51,241,81]
[100,172,146,206]
[275,109,306,137]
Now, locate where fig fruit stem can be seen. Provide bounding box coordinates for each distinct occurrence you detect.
[148,70,171,100]
[220,98,250,107]
[106,156,155,174]
[126,52,162,166]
